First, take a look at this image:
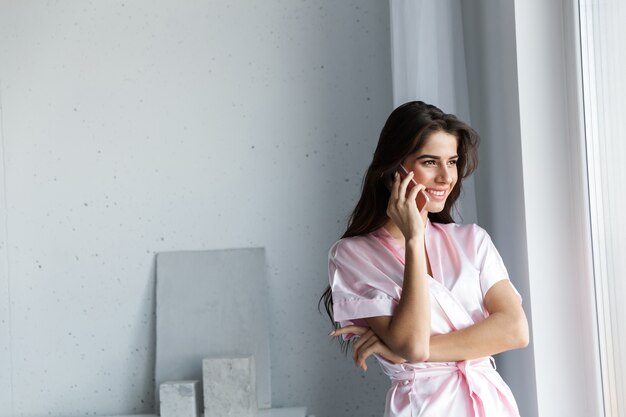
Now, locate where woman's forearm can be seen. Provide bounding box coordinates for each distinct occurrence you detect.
[379,238,431,361]
[360,309,527,366]
[427,310,529,362]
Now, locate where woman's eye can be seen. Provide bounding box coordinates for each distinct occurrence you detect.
[423,160,436,166]
[448,160,458,166]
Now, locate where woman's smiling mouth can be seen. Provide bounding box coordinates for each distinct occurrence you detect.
[425,188,447,199]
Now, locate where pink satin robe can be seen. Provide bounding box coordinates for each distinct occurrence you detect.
[328,219,521,417]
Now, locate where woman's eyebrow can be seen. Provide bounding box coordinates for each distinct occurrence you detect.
[416,154,459,160]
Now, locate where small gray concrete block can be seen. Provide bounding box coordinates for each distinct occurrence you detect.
[203,356,257,417]
[159,380,201,417]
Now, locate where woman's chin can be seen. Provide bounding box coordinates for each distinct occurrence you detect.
[425,202,446,213]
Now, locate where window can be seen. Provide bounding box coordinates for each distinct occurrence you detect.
[580,1,626,415]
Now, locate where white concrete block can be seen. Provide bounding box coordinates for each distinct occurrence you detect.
[159,380,201,417]
[203,356,256,417]
[98,415,157,417]
[257,407,307,417]
[100,415,157,417]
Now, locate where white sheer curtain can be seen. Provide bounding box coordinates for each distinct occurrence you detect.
[580,1,626,415]
[389,3,541,416]
[389,0,477,223]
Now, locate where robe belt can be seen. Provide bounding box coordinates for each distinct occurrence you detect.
[389,356,496,383]
[389,357,496,417]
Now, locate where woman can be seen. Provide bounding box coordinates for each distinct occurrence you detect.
[320,101,528,416]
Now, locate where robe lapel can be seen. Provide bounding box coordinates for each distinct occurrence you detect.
[428,278,475,330]
[425,220,475,329]
[372,222,476,331]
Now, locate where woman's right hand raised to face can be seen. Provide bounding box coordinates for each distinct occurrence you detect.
[386,171,426,241]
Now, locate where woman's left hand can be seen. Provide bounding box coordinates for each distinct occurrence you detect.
[330,325,407,371]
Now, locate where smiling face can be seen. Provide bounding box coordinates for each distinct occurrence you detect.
[402,130,459,214]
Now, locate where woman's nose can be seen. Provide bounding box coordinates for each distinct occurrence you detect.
[436,169,452,183]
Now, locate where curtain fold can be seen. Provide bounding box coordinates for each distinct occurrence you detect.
[389,0,476,223]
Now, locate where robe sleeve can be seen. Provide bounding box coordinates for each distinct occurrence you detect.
[475,227,522,302]
[328,239,398,323]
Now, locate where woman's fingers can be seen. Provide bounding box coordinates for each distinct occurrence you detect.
[388,175,422,223]
[354,337,381,371]
[332,326,407,371]
[329,325,368,337]
[351,329,374,362]
[390,171,414,202]
[406,182,425,203]
[328,326,379,371]
[398,171,414,203]
[388,170,414,215]
[390,172,401,201]
[351,329,371,351]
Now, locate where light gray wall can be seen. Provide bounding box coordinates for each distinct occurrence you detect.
[461,1,538,417]
[0,1,393,416]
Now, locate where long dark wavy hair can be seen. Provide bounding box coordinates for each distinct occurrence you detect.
[319,101,480,351]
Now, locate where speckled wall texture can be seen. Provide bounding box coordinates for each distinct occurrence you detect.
[0,1,393,417]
